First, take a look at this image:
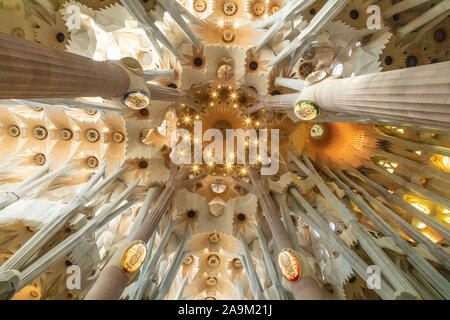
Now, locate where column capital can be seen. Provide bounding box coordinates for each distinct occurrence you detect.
[114,58,151,111]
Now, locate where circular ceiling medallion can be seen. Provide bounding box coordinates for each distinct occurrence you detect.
[86,156,99,168]
[179,0,189,8]
[217,63,234,81]
[194,0,207,12]
[252,2,265,16]
[278,249,301,282]
[33,106,43,112]
[222,29,235,43]
[194,57,203,67]
[33,126,48,140]
[232,258,242,269]
[211,180,227,194]
[113,132,125,143]
[56,32,65,43]
[294,102,320,121]
[122,241,147,273]
[8,125,20,137]
[183,255,194,265]
[122,90,150,110]
[139,160,148,169]
[206,276,217,286]
[209,233,220,244]
[223,1,237,16]
[34,153,46,166]
[187,210,196,218]
[86,128,100,142]
[60,129,73,141]
[310,124,326,139]
[249,61,258,70]
[207,254,220,267]
[269,6,280,15]
[140,108,149,117]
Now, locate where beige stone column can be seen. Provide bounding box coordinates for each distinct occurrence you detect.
[131,165,191,242]
[84,240,146,300]
[298,63,450,129]
[84,266,129,300]
[0,33,130,99]
[245,166,323,300]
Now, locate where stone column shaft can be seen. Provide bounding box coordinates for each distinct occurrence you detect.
[240,236,265,300]
[247,167,292,250]
[383,0,433,18]
[128,218,175,300]
[246,166,323,300]
[396,0,450,38]
[0,166,126,273]
[156,235,188,300]
[255,226,285,300]
[127,186,162,241]
[311,62,450,128]
[84,266,129,300]
[323,163,450,299]
[288,189,396,300]
[132,166,190,242]
[290,153,419,295]
[0,34,130,99]
[274,194,302,252]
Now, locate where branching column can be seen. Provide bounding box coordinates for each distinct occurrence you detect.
[245,166,323,300]
[300,62,450,128]
[85,166,189,300]
[246,167,293,250]
[155,234,188,300]
[131,165,190,242]
[0,33,130,99]
[127,218,176,300]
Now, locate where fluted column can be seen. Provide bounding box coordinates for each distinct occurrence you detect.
[239,235,265,300]
[288,189,396,300]
[254,225,285,300]
[383,0,435,19]
[86,164,189,301]
[0,33,130,99]
[84,266,129,300]
[246,166,292,250]
[127,186,162,241]
[131,165,190,242]
[127,218,176,300]
[396,0,450,38]
[289,152,420,296]
[245,166,323,300]
[299,63,450,128]
[146,83,184,102]
[14,180,139,294]
[84,239,142,300]
[0,166,126,273]
[155,234,188,300]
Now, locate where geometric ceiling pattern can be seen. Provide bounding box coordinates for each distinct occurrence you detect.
[0,0,449,301]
